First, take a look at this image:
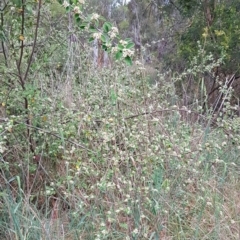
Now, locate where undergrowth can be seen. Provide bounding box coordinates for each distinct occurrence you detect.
[0,41,240,240]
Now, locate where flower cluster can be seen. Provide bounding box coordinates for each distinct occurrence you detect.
[62,0,69,8]
[122,48,134,58]
[108,26,119,39]
[135,60,143,65]
[0,141,6,154]
[92,32,102,40]
[119,40,128,46]
[61,0,134,65]
[91,13,100,21]
[111,46,118,53]
[63,0,85,10]
[73,6,81,14]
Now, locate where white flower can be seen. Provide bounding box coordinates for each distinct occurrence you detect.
[108,27,118,39]
[46,190,51,195]
[132,228,139,235]
[78,0,85,4]
[62,0,70,8]
[122,48,134,58]
[111,46,118,53]
[206,201,212,206]
[112,26,118,33]
[105,42,111,48]
[101,229,108,235]
[73,6,81,14]
[92,32,102,40]
[135,60,142,65]
[119,40,128,46]
[231,219,235,224]
[70,146,76,154]
[91,13,100,21]
[65,161,69,166]
[69,180,74,185]
[222,141,227,147]
[0,145,6,154]
[109,31,117,39]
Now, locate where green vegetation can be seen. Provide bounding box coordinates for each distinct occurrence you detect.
[0,0,240,239]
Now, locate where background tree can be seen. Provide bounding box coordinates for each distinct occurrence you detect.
[119,0,240,109]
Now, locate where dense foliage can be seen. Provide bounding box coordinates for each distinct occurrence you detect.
[0,0,240,239]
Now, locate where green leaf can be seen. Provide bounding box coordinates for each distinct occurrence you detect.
[66,6,71,12]
[117,44,124,50]
[89,26,98,33]
[0,30,6,41]
[79,22,87,29]
[12,0,22,8]
[101,34,106,42]
[94,20,99,28]
[126,42,135,49]
[26,4,33,14]
[99,16,106,21]
[103,22,112,33]
[86,14,92,22]
[161,178,170,191]
[102,44,108,51]
[110,90,117,105]
[75,15,82,23]
[125,38,132,42]
[124,56,132,66]
[115,51,123,60]
[16,175,21,191]
[14,202,21,214]
[69,0,76,4]
[89,37,94,42]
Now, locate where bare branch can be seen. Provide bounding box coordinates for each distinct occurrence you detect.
[24,0,42,82]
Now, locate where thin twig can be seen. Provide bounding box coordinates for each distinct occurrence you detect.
[0,10,8,67]
[14,120,95,153]
[0,117,94,152]
[24,0,42,82]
